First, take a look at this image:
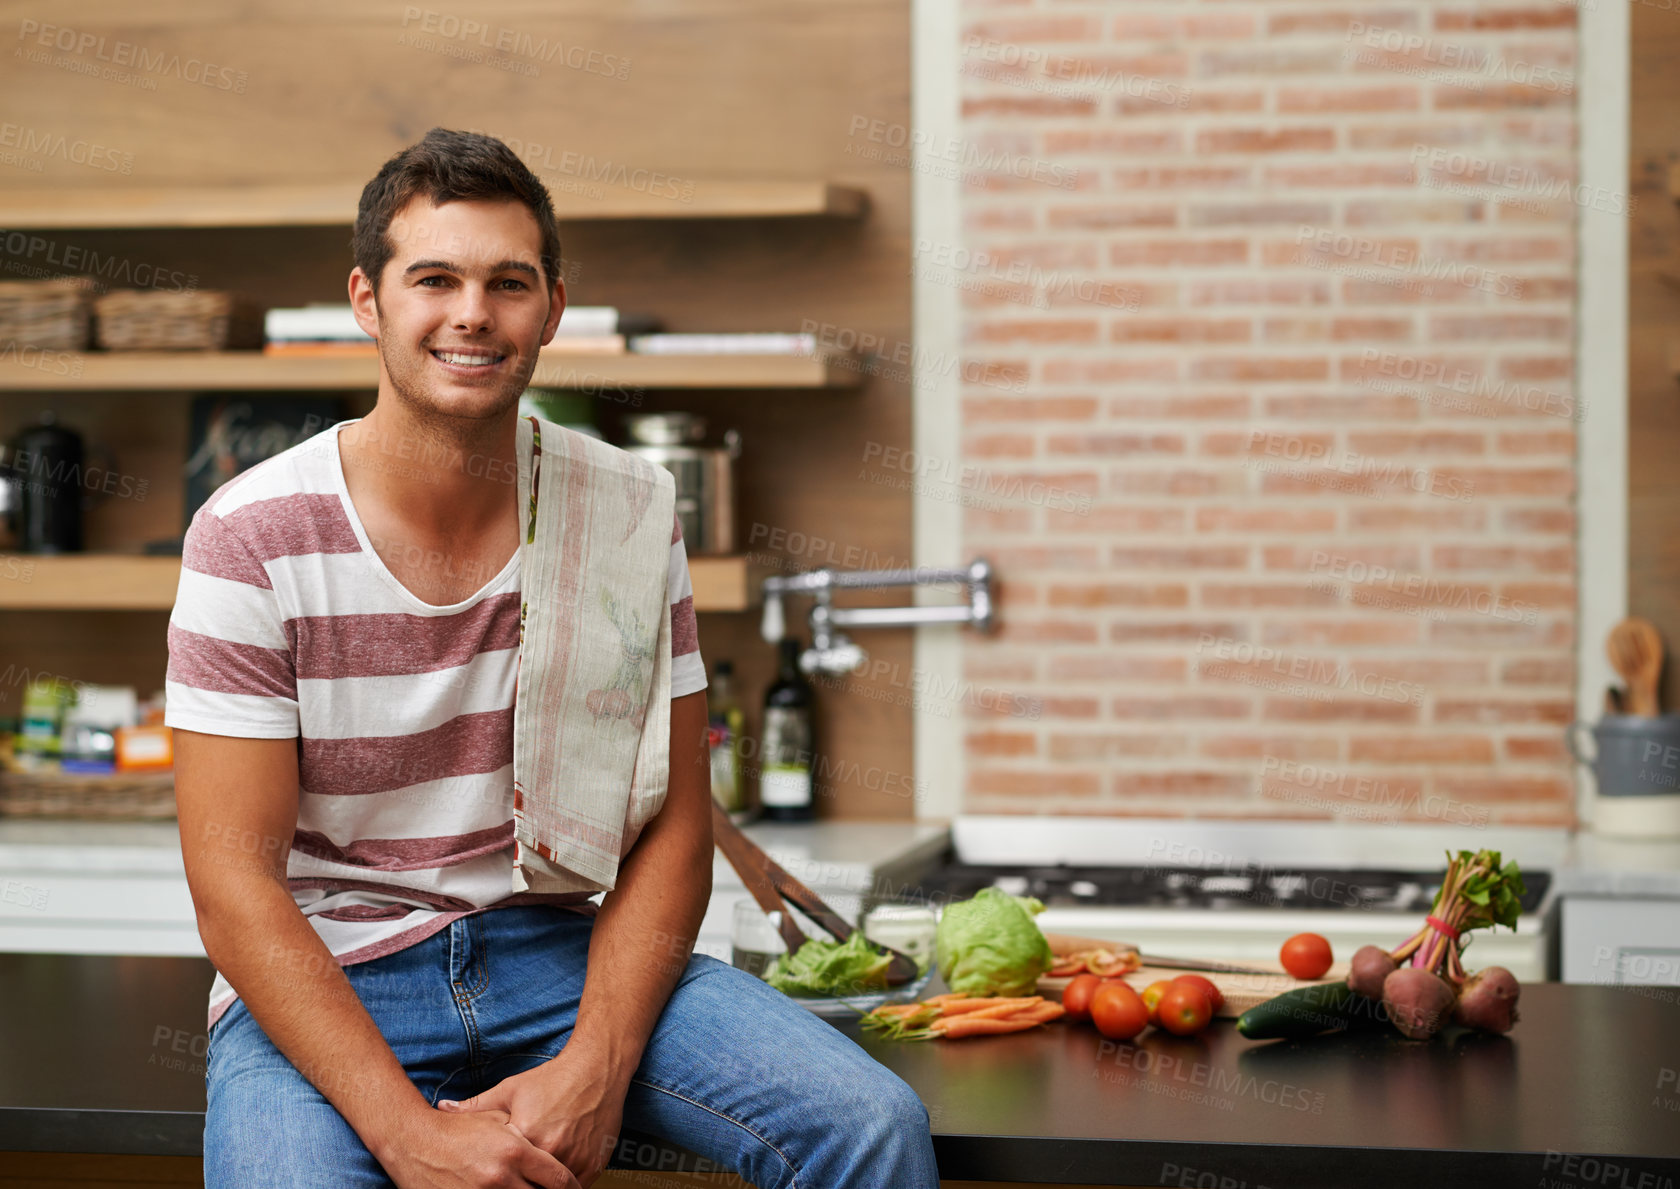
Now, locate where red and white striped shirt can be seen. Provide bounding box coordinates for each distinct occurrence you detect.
[165,419,707,1029]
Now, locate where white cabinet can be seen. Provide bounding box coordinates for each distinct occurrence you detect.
[1560,897,1680,985]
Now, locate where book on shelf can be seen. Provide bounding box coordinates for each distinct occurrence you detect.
[556,307,660,338]
[627,333,817,356]
[264,304,371,343]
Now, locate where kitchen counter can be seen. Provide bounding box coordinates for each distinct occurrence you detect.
[7,952,1678,1187]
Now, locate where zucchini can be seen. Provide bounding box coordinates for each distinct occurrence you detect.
[1236,981,1393,1040]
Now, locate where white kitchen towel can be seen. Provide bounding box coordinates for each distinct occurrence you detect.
[511,414,675,895]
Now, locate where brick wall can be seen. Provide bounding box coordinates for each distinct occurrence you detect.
[952,2,1581,827]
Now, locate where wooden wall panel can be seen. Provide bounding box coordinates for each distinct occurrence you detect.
[0,0,916,820]
[1630,3,1680,710]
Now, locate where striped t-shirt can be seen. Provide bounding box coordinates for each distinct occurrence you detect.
[164,419,707,1030]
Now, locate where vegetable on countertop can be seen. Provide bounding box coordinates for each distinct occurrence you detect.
[935,887,1056,999]
[860,992,1065,1041]
[1240,848,1527,1043]
[765,928,893,997]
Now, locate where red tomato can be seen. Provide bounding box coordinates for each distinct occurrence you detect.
[1061,974,1102,1022]
[1139,979,1174,1027]
[1156,982,1213,1036]
[1086,949,1137,977]
[1089,981,1150,1041]
[1048,954,1087,977]
[1171,974,1224,1014]
[1280,933,1334,980]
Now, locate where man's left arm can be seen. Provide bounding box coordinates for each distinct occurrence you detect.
[439,689,713,1184]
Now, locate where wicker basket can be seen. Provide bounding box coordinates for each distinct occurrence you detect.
[0,277,95,351]
[0,768,176,820]
[94,290,265,351]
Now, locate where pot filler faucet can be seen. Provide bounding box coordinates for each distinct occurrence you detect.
[758,559,997,676]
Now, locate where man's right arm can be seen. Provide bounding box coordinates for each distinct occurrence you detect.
[176,730,574,1187]
[176,729,433,1156]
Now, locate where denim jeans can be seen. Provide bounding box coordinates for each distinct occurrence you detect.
[203,905,941,1188]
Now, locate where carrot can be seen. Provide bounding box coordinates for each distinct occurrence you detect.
[1002,1001,1065,1025]
[930,1015,1047,1040]
[923,993,971,1006]
[937,996,1041,1019]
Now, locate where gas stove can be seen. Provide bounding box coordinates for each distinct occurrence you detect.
[893,817,1565,981]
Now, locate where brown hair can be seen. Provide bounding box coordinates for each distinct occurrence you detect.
[352,127,562,294]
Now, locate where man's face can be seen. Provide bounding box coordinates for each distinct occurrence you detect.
[349,195,564,425]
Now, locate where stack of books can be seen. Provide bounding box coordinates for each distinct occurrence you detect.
[627,333,817,355]
[261,305,662,356]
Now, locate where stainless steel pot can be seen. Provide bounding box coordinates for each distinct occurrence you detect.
[622,413,740,555]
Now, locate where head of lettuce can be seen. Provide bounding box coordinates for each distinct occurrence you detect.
[936,887,1054,997]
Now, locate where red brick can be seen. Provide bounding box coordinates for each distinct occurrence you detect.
[1190,355,1330,382]
[1351,658,1489,685]
[1112,696,1252,720]
[962,95,1098,119]
[1429,619,1573,648]
[969,769,1103,797]
[1048,505,1187,533]
[1431,776,1572,803]
[1112,546,1250,569]
[1501,658,1572,684]
[1346,430,1484,455]
[984,544,1103,570]
[1196,506,1338,533]
[964,396,1099,421]
[1161,90,1268,115]
[1049,733,1187,761]
[1345,198,1483,225]
[962,433,1036,459]
[1435,8,1576,31]
[1111,620,1249,644]
[1112,772,1256,798]
[1201,735,1342,761]
[965,16,1104,42]
[1183,12,1259,38]
[1348,123,1485,150]
[1427,467,1574,496]
[1196,128,1337,154]
[1505,736,1568,763]
[973,319,1101,344]
[1434,84,1572,111]
[1434,699,1573,725]
[967,730,1039,758]
[1276,85,1422,113]
[994,619,1101,644]
[964,506,1035,533]
[1430,314,1572,341]
[964,653,1039,683]
[1430,236,1571,263]
[1109,394,1251,418]
[1502,582,1574,609]
[1046,432,1186,455]
[1190,279,1333,305]
[1265,698,1420,723]
[1048,583,1189,608]
[1199,48,1349,76]
[1431,545,1572,573]
[1263,393,1421,420]
[1498,355,1573,381]
[1047,204,1179,230]
[1040,697,1102,719]
[1049,655,1186,682]
[1107,470,1245,497]
[1502,508,1574,534]
[1042,130,1183,155]
[1111,318,1252,344]
[1262,620,1422,647]
[1042,357,1179,384]
[1263,544,1422,571]
[1189,203,1336,229]
[1109,239,1250,267]
[1202,584,1342,609]
[1347,506,1487,531]
[1268,8,1420,36]
[1261,316,1415,341]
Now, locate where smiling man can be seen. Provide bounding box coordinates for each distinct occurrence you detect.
[166,128,939,1189]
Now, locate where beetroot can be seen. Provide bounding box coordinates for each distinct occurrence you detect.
[1347,945,1397,999]
[1382,967,1457,1040]
[1453,966,1521,1034]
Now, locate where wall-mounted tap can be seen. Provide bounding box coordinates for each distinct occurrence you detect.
[759,559,996,676]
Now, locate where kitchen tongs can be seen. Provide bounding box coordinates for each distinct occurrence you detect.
[710,801,922,987]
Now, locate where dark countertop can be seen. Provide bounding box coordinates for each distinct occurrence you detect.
[5,953,1680,1188]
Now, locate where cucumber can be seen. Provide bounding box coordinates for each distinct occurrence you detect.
[1236,981,1393,1040]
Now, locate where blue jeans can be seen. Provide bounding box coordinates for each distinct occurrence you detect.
[204,905,940,1188]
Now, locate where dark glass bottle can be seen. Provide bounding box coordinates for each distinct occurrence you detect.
[10,413,83,554]
[758,637,815,821]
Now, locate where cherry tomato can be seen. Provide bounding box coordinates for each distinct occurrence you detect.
[1139,979,1174,1027]
[1090,981,1150,1041]
[1280,933,1334,980]
[1156,982,1214,1036]
[1171,974,1224,1014]
[1061,973,1102,1022]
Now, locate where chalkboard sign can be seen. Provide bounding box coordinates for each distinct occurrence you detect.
[183,396,343,526]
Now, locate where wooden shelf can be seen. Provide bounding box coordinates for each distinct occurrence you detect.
[0,554,763,613]
[0,180,867,229]
[0,348,861,392]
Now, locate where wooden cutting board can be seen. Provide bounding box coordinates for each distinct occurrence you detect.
[1038,932,1342,1018]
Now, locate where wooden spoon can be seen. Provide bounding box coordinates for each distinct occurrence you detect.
[1607,617,1664,716]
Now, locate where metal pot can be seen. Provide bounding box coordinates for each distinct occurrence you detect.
[622,413,740,555]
